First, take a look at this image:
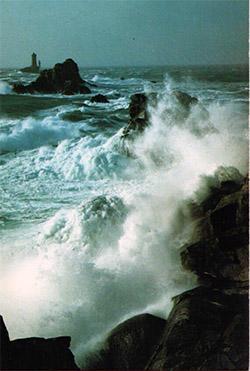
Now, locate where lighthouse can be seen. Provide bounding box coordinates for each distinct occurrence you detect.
[32,53,38,69]
[20,53,41,73]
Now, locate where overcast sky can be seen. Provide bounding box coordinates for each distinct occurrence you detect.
[0,0,248,68]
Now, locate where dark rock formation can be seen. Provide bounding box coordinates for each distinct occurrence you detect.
[128,93,148,119]
[0,316,10,370]
[145,174,248,370]
[14,59,91,95]
[84,314,166,370]
[121,93,150,138]
[90,94,109,103]
[0,316,79,370]
[121,91,198,140]
[146,287,248,370]
[89,172,248,370]
[181,174,248,286]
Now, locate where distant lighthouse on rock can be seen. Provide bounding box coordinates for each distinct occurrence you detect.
[20,53,41,73]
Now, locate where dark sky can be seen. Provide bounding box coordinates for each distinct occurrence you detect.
[0,0,248,68]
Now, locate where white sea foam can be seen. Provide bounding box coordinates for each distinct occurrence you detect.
[0,71,248,367]
[0,117,79,154]
[0,81,12,94]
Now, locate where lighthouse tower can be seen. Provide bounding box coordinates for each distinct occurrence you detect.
[32,53,38,69]
[20,52,41,73]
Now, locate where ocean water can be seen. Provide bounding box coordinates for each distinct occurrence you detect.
[0,65,248,365]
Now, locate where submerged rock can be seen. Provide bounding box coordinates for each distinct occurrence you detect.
[168,90,200,123]
[0,316,79,370]
[13,58,91,95]
[90,94,109,103]
[172,90,198,109]
[85,314,166,370]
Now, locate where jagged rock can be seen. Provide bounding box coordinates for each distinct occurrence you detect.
[146,287,248,370]
[13,58,91,95]
[0,316,79,370]
[128,93,148,119]
[121,93,150,139]
[121,91,198,140]
[84,314,166,370]
[90,94,109,103]
[91,170,248,371]
[199,173,244,213]
[181,175,249,285]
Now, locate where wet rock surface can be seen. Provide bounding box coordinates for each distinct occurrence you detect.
[84,314,166,370]
[88,172,248,370]
[146,287,248,370]
[173,90,198,109]
[121,90,198,140]
[181,174,248,285]
[13,59,91,95]
[0,316,79,370]
[146,174,249,370]
[121,93,149,139]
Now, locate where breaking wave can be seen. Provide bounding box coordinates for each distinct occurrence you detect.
[0,66,248,366]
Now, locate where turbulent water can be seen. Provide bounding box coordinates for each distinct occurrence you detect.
[0,65,248,365]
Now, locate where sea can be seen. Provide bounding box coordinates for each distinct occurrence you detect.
[0,64,248,365]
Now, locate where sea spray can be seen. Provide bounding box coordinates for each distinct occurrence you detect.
[0,81,12,95]
[0,65,248,366]
[0,116,79,154]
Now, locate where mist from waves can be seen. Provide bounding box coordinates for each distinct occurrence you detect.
[0,70,248,366]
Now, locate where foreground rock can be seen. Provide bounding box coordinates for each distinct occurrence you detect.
[1,170,247,371]
[13,59,91,95]
[149,173,248,370]
[146,287,248,370]
[181,172,248,286]
[0,316,79,370]
[84,314,166,369]
[88,170,248,370]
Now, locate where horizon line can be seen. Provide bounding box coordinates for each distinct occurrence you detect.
[0,62,249,70]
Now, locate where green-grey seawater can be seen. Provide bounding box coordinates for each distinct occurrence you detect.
[0,65,248,365]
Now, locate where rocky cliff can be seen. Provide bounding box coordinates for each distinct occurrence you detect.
[85,172,249,370]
